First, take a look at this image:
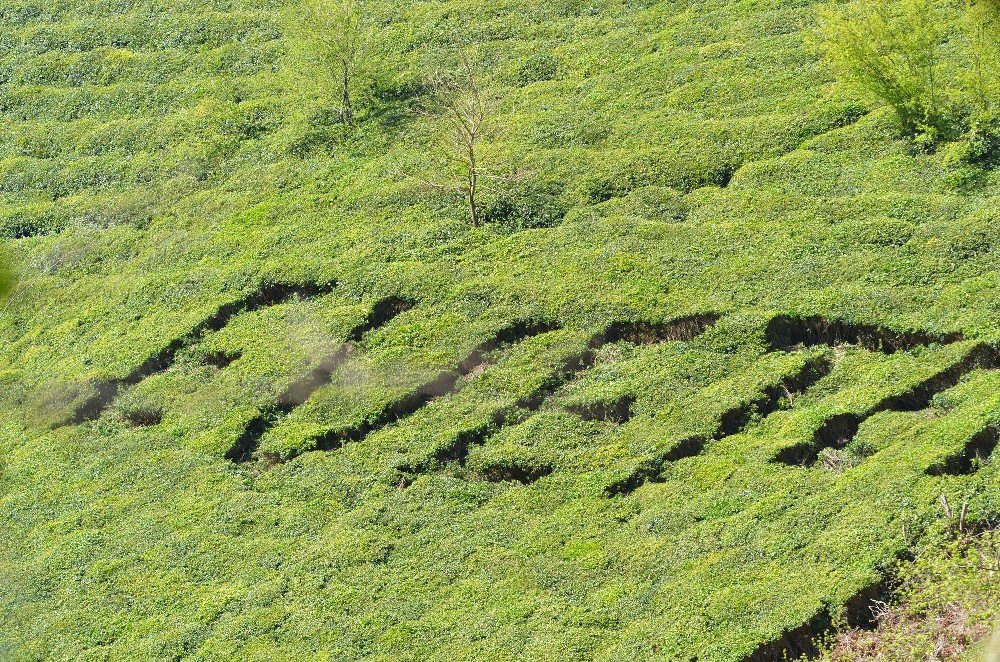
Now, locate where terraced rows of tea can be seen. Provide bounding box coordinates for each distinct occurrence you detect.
[5,0,1000,659]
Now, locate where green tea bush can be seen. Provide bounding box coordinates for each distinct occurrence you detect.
[513,52,559,86]
[950,115,1000,167]
[0,246,13,299]
[480,178,567,232]
[578,149,733,202]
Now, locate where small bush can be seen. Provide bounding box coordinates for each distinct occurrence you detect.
[481,179,567,232]
[821,530,1000,660]
[586,185,689,223]
[953,115,1000,167]
[578,151,733,203]
[514,53,559,86]
[218,100,278,141]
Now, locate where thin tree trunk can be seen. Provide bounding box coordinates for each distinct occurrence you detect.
[467,145,479,227]
[468,174,479,228]
[341,64,353,125]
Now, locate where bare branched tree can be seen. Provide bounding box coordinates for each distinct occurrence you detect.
[298,0,372,125]
[427,56,495,228]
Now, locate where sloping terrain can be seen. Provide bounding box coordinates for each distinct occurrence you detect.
[2,0,1000,659]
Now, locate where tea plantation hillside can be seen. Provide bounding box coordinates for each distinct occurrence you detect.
[3,0,1000,659]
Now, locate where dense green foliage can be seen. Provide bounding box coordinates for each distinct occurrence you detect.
[815,0,948,136]
[816,0,1000,147]
[3,0,1000,659]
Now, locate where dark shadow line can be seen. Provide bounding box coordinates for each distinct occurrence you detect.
[389,313,722,486]
[70,280,338,425]
[606,354,834,496]
[774,344,1000,468]
[765,314,963,354]
[225,296,416,463]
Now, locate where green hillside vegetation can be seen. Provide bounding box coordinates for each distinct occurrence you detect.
[820,529,1000,658]
[3,0,1000,658]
